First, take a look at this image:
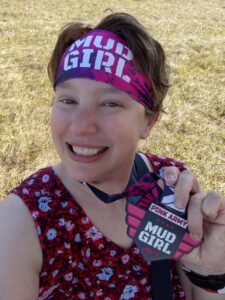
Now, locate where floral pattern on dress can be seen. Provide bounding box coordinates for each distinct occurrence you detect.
[10,153,187,299]
[120,285,139,299]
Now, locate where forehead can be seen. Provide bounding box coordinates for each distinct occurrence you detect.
[55,78,129,96]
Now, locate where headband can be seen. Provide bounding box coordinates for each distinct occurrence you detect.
[54,29,155,110]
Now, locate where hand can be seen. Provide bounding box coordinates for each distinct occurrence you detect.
[162,167,225,275]
[181,191,225,275]
[161,167,201,208]
[126,167,202,261]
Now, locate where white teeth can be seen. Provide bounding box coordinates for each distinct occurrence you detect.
[72,146,101,156]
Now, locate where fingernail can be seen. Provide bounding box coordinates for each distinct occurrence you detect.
[165,174,175,184]
[165,174,175,180]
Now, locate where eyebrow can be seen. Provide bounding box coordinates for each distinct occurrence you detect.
[100,86,124,94]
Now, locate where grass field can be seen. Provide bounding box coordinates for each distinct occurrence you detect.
[0,0,225,198]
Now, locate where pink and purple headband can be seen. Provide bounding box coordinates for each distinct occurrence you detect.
[54,29,155,110]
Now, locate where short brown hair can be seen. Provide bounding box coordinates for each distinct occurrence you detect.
[48,12,169,113]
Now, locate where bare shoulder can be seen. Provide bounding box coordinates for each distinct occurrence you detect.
[0,194,43,299]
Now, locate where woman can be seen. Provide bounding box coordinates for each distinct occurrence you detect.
[0,12,225,300]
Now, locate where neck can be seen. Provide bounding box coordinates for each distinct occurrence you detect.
[54,159,134,197]
[87,156,135,195]
[87,173,130,195]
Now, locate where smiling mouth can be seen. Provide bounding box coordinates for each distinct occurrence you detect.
[68,144,108,156]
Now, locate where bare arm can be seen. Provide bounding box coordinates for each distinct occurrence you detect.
[177,262,225,300]
[0,194,43,300]
[192,286,225,300]
[176,262,193,300]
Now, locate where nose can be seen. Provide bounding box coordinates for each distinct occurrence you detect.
[69,107,99,136]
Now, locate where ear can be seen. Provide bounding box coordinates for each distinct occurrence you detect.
[140,112,160,139]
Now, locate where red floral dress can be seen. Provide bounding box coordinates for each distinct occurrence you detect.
[11,153,187,300]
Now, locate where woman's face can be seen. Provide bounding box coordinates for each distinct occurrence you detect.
[51,78,156,188]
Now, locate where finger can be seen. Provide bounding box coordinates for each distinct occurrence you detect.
[174,170,201,209]
[162,166,180,186]
[157,179,164,190]
[187,192,205,241]
[202,191,225,224]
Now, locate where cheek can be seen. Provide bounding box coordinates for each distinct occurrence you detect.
[50,108,67,140]
[104,118,142,143]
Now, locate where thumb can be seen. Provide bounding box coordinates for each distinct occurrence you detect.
[157,179,165,190]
